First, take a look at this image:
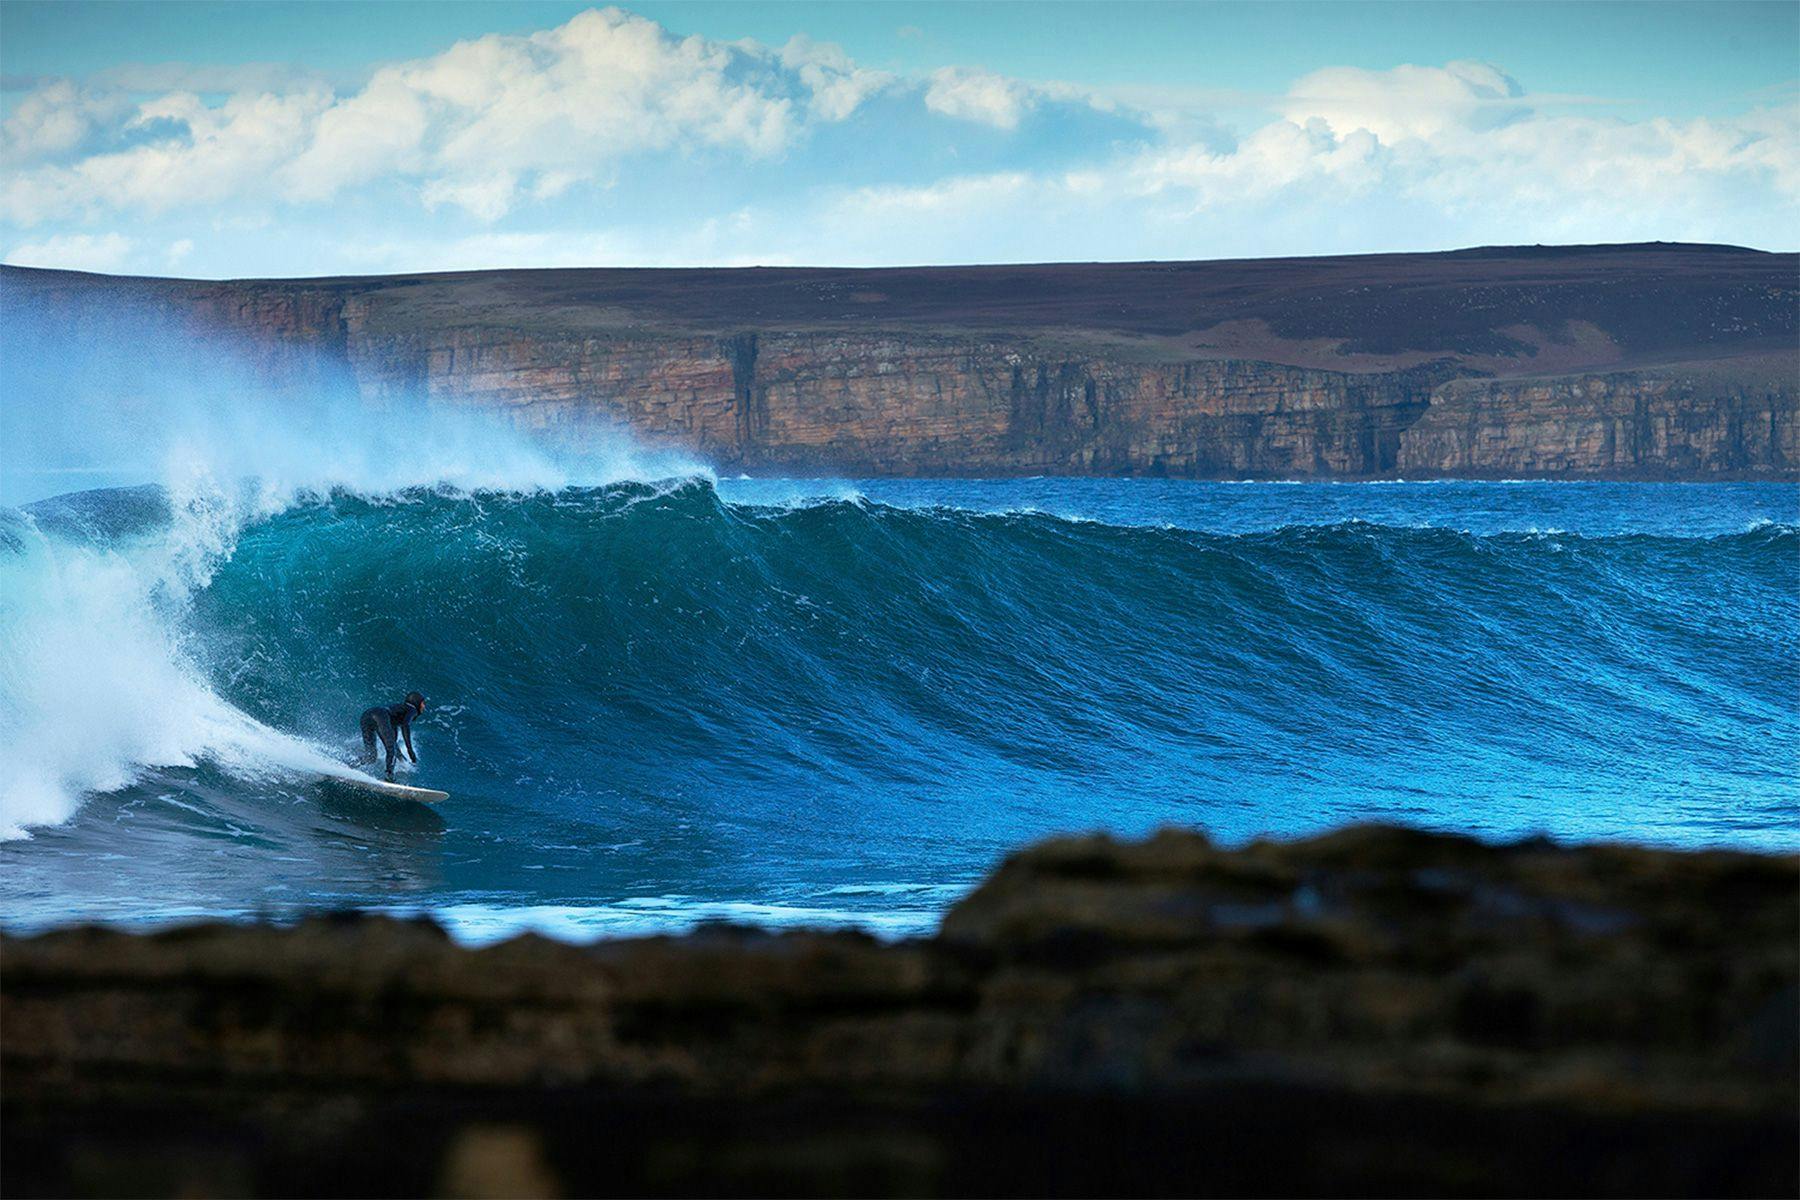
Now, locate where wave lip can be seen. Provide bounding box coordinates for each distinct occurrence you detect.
[0,498,373,839]
[0,462,707,841]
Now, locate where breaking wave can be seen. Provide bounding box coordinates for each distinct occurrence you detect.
[5,479,1795,865]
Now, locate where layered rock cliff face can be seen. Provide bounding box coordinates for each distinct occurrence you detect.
[1400,369,1797,477]
[5,825,1796,1197]
[6,243,1795,479]
[345,325,1455,477]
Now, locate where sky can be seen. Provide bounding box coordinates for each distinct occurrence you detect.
[1,0,1794,277]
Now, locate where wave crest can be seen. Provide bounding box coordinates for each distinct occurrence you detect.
[4,479,1795,844]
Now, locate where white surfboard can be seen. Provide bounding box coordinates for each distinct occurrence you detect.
[327,773,448,803]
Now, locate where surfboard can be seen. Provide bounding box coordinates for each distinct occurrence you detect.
[327,774,448,803]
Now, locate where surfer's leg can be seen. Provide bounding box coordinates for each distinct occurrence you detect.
[360,713,378,764]
[377,715,399,780]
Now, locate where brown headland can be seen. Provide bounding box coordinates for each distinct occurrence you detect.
[7,241,1795,479]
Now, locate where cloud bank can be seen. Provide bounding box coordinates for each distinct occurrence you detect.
[2,7,1794,275]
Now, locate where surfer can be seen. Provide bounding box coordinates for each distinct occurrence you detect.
[360,692,426,781]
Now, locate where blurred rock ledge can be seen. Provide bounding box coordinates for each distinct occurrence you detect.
[4,824,1795,1197]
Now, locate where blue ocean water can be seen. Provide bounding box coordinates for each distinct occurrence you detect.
[2,478,1795,942]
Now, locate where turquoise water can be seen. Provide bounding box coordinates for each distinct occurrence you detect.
[2,478,1795,941]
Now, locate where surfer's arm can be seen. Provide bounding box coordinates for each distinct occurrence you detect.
[402,721,417,763]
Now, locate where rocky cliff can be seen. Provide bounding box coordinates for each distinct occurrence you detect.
[5,243,1795,479]
[4,825,1796,1197]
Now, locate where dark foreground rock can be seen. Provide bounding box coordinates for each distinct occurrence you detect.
[4,825,1795,1197]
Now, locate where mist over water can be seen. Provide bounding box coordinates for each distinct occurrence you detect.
[2,288,1796,941]
[0,290,696,839]
[1,292,688,509]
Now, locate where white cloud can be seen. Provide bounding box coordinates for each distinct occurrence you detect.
[283,73,428,201]
[779,79,1799,265]
[0,6,893,225]
[166,237,194,267]
[779,35,892,122]
[1090,63,1799,244]
[530,170,584,201]
[924,67,1033,130]
[3,87,331,224]
[1,8,1793,269]
[840,172,1035,217]
[1,80,131,162]
[420,173,520,222]
[4,232,134,272]
[1282,60,1527,142]
[1122,120,1386,206]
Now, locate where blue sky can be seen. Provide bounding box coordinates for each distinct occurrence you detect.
[2,1,1794,276]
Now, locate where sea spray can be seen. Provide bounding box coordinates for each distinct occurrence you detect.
[0,287,701,836]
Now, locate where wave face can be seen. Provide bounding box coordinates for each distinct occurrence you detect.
[3,479,1797,939]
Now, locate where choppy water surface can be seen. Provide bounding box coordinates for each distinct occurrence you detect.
[3,478,1795,941]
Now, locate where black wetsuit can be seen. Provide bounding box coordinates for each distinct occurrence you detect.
[360,702,418,781]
